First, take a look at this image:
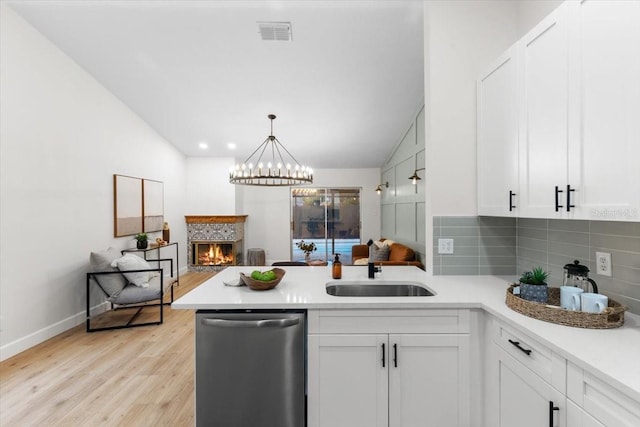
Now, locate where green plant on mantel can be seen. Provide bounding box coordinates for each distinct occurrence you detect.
[519,267,549,285]
[134,233,148,242]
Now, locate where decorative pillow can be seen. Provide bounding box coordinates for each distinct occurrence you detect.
[388,244,415,262]
[90,248,128,297]
[110,253,159,288]
[374,239,395,249]
[373,245,390,261]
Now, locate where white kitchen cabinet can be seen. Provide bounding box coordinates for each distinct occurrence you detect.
[307,309,471,427]
[495,347,565,427]
[517,2,570,219]
[566,0,640,221]
[478,0,640,221]
[567,361,640,427]
[485,316,566,427]
[309,334,388,427]
[388,334,470,427]
[477,46,519,216]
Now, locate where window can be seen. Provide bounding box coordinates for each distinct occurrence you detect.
[291,188,361,264]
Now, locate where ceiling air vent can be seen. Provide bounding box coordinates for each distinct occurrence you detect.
[258,22,292,42]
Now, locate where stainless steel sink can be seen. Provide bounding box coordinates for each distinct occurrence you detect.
[325,281,435,297]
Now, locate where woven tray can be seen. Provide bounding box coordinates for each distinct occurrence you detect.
[505,284,627,329]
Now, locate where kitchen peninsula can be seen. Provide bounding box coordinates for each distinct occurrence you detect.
[173,266,640,427]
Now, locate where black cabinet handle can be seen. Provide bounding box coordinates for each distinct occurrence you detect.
[382,343,385,368]
[509,191,516,212]
[508,339,532,356]
[549,401,559,427]
[566,185,575,212]
[555,186,563,212]
[393,343,398,368]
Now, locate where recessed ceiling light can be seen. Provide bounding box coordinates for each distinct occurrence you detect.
[198,142,208,149]
[227,142,237,150]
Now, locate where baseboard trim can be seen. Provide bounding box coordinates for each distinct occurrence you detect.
[0,301,109,362]
[1,268,187,362]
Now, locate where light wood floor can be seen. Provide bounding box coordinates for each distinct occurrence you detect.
[0,271,215,427]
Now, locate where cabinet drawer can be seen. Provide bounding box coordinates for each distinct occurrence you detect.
[309,309,469,334]
[491,318,565,391]
[567,362,640,427]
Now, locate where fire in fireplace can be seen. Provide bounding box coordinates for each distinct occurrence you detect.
[193,243,235,266]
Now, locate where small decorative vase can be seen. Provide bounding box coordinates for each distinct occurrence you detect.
[162,222,170,243]
[137,240,148,249]
[304,253,311,262]
[520,283,548,303]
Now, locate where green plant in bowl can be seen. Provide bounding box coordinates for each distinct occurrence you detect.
[520,267,548,285]
[519,266,549,303]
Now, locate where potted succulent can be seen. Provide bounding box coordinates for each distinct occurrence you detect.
[296,240,317,262]
[134,232,148,249]
[519,266,549,303]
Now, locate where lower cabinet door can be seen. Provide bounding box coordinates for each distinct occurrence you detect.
[388,334,470,427]
[308,334,389,427]
[497,346,565,427]
[309,333,470,427]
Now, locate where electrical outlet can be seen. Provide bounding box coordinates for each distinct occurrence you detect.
[438,238,454,254]
[595,252,612,277]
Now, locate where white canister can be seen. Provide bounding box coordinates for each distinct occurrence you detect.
[560,286,583,311]
[581,293,608,314]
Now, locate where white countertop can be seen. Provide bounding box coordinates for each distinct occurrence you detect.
[172,265,640,401]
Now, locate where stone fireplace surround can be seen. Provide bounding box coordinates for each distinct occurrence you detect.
[185,215,247,272]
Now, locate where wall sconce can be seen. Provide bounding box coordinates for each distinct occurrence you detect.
[375,182,389,194]
[408,168,425,185]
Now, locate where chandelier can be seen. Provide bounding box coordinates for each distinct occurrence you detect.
[229,114,313,186]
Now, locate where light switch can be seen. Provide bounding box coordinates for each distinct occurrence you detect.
[438,238,454,254]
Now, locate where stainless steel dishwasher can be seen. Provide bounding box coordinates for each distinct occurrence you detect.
[195,309,306,427]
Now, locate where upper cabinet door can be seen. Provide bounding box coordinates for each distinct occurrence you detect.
[518,3,570,219]
[477,46,519,217]
[567,0,640,222]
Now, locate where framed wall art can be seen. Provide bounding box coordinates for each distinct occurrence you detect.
[114,174,143,237]
[143,179,164,232]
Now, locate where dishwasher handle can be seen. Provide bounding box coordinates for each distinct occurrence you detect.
[201,317,300,329]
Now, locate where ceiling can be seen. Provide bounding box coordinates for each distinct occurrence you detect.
[7,0,424,169]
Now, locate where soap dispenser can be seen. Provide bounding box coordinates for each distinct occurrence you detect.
[332,253,342,279]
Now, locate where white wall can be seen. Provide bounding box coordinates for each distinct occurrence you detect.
[423,0,562,217]
[186,157,236,214]
[381,105,426,260]
[421,0,566,271]
[0,5,187,361]
[424,0,519,217]
[238,169,380,264]
[516,0,564,37]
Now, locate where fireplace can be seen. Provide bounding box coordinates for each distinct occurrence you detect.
[192,242,236,267]
[186,215,247,272]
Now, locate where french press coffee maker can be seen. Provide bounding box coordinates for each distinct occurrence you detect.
[563,260,598,294]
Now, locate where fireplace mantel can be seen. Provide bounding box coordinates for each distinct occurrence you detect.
[185,215,247,224]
